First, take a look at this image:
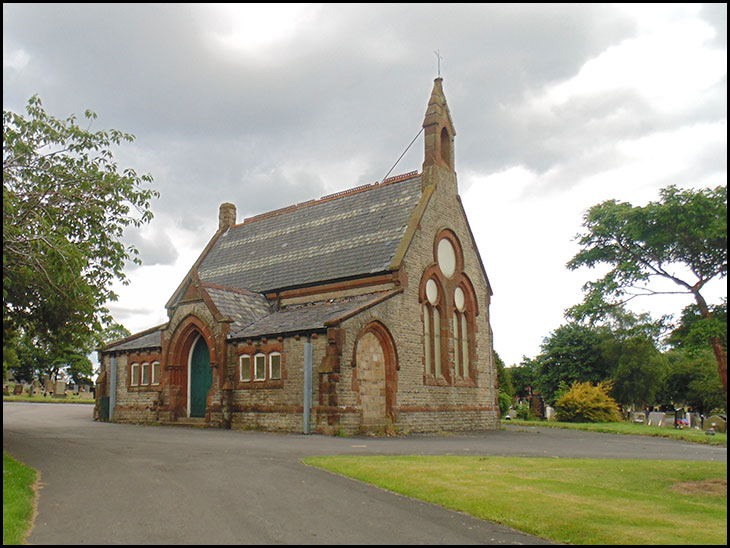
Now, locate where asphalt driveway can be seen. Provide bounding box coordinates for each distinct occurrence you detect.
[3,402,726,545]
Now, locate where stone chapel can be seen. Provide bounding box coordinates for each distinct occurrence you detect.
[95,78,500,434]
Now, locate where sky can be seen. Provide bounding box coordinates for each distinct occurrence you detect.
[3,3,727,368]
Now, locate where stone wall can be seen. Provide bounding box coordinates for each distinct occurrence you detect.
[227,335,326,432]
[97,164,499,434]
[333,172,499,434]
[99,351,163,423]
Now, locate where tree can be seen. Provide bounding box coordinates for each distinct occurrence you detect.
[9,321,131,385]
[567,185,727,396]
[662,348,725,414]
[609,336,667,409]
[666,300,726,354]
[3,96,158,364]
[510,356,538,401]
[535,323,617,405]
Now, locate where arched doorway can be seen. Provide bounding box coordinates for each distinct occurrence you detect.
[354,322,398,427]
[188,334,212,418]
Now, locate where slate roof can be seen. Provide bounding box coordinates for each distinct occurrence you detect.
[231,291,398,339]
[197,173,423,293]
[204,285,273,333]
[104,327,163,352]
[104,174,423,353]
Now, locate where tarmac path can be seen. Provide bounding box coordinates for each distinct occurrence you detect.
[3,402,726,545]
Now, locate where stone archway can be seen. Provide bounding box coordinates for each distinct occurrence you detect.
[354,321,398,428]
[165,315,218,420]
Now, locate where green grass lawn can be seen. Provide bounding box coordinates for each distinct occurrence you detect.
[303,455,727,545]
[3,453,38,545]
[3,394,95,404]
[508,419,727,447]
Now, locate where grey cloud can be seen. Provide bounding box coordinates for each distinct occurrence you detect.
[123,228,180,270]
[699,3,727,48]
[3,4,723,224]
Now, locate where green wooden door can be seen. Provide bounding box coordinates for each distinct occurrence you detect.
[190,336,212,418]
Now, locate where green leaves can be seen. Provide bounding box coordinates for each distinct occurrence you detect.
[3,95,159,372]
[567,184,727,396]
[568,185,727,314]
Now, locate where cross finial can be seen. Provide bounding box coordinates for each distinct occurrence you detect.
[434,50,442,77]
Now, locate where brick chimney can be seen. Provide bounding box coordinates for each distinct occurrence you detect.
[218,202,236,230]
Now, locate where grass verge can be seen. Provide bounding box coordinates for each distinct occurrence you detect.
[507,419,727,446]
[3,453,38,545]
[3,395,95,404]
[303,455,727,545]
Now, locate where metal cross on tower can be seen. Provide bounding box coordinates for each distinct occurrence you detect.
[434,49,443,77]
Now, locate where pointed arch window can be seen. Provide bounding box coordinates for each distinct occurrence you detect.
[420,230,479,386]
[440,127,453,170]
[422,278,443,379]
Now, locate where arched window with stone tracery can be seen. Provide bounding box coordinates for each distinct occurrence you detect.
[419,229,478,386]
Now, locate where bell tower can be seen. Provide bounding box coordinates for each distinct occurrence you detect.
[421,77,457,193]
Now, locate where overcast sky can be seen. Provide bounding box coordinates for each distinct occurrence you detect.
[3,3,727,367]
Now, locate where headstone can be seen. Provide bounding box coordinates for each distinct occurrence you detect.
[704,415,727,433]
[632,411,647,424]
[80,391,94,400]
[53,380,66,398]
[687,412,702,428]
[14,384,24,395]
[544,406,555,421]
[647,411,665,427]
[31,380,42,396]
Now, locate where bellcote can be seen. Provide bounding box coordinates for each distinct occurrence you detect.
[421,78,457,192]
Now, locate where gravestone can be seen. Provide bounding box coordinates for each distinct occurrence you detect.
[632,411,647,424]
[647,411,666,427]
[704,415,727,433]
[31,380,42,396]
[544,406,555,421]
[687,412,702,428]
[53,380,66,398]
[14,384,24,395]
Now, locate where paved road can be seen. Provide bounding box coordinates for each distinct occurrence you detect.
[3,403,726,545]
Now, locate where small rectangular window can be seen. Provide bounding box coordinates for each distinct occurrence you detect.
[152,361,160,385]
[269,353,281,380]
[254,354,266,381]
[141,362,150,385]
[240,355,251,382]
[130,363,139,386]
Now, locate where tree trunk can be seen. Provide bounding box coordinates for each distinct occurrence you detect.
[710,335,727,397]
[693,290,727,400]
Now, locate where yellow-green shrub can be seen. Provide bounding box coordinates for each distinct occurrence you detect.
[555,381,620,423]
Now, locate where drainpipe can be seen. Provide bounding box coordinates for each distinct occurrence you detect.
[303,336,312,434]
[110,355,117,421]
